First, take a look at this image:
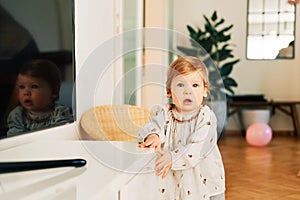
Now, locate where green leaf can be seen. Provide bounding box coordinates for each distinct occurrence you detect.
[218,49,234,61]
[203,15,213,31]
[223,77,238,87]
[220,65,233,77]
[187,25,196,35]
[200,39,213,53]
[221,44,230,50]
[187,25,200,42]
[218,34,231,42]
[223,77,238,94]
[220,24,233,33]
[204,22,214,34]
[211,11,217,21]
[216,44,233,58]
[197,28,204,38]
[219,59,239,76]
[215,18,225,27]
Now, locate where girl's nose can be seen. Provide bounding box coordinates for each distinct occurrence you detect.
[183,86,192,94]
[23,88,31,96]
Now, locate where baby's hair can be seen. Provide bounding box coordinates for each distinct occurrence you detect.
[166,56,209,98]
[19,59,62,100]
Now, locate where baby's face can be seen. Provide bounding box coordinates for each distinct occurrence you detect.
[17,74,56,114]
[170,71,207,115]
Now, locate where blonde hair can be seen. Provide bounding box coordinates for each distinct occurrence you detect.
[166,56,209,98]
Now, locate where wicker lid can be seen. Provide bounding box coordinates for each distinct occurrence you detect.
[80,105,150,141]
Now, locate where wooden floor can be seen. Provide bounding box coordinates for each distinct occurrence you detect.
[218,135,300,200]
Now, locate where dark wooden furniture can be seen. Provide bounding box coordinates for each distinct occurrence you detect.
[227,101,300,137]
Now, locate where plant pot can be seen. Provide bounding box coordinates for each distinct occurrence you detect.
[206,101,227,138]
[241,109,270,129]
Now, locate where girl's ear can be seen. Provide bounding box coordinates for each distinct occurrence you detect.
[203,84,208,98]
[166,91,173,103]
[51,85,60,100]
[166,92,172,98]
[166,88,172,98]
[203,90,208,98]
[51,93,58,100]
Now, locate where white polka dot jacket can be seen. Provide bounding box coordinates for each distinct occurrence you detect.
[138,104,225,199]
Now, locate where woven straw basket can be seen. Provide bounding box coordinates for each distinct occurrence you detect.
[80,105,150,141]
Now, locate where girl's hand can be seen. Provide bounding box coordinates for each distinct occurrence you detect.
[138,134,161,151]
[155,150,172,179]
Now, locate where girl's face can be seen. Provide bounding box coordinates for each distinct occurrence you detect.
[170,71,208,115]
[17,74,57,114]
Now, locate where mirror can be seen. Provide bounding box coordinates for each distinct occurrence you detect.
[246,0,296,59]
[0,0,74,138]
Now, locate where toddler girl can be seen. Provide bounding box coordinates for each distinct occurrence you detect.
[7,59,73,136]
[138,56,225,200]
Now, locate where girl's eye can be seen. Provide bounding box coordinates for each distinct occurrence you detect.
[18,85,25,90]
[177,83,184,87]
[192,83,199,88]
[31,84,39,89]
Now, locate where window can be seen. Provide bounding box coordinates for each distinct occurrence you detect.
[246,0,296,59]
[0,0,75,138]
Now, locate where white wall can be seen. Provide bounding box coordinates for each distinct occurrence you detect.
[74,0,300,132]
[173,0,300,99]
[142,0,170,109]
[172,0,300,131]
[74,0,116,119]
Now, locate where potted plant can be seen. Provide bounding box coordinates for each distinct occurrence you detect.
[177,11,240,135]
[178,11,240,101]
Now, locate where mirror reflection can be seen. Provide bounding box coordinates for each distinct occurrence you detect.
[0,0,74,138]
[246,0,296,59]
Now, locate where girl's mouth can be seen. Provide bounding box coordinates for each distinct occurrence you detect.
[183,99,192,105]
[23,99,33,106]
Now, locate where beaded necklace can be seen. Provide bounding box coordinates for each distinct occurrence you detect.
[24,105,54,123]
[167,104,203,123]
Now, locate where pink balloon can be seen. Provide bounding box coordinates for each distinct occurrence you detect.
[246,123,272,147]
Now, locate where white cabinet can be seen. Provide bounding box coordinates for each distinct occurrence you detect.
[0,141,157,200]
